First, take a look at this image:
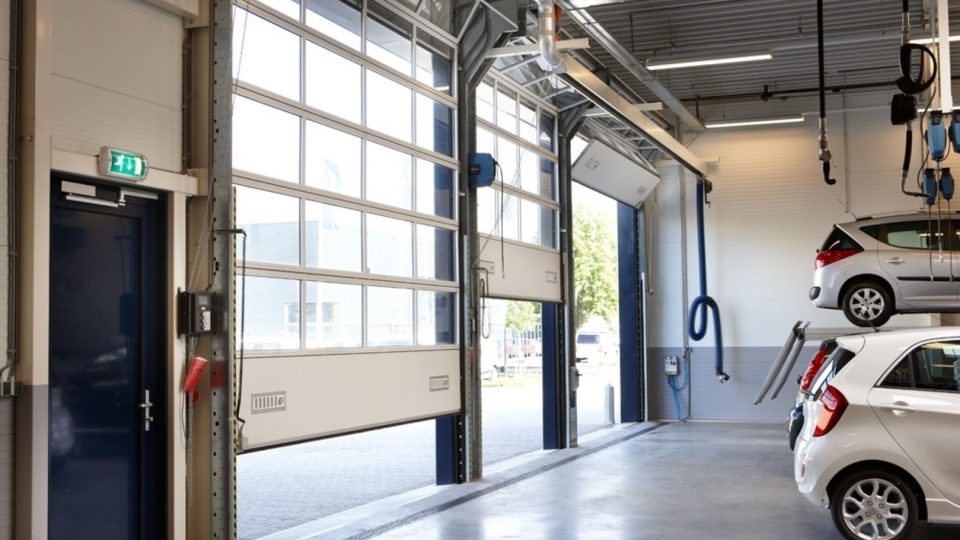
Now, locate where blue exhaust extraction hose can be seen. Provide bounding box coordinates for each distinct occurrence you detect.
[688,179,731,383]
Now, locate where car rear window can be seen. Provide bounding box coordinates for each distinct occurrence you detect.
[821,227,862,252]
[811,347,857,397]
[577,334,600,344]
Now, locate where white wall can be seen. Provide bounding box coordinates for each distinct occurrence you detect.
[650,91,948,351]
[51,0,183,171]
[646,90,960,420]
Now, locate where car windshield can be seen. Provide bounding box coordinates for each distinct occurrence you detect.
[577,334,600,344]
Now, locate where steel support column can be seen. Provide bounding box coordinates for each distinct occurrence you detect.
[541,302,563,449]
[438,0,519,484]
[208,0,235,536]
[618,203,644,422]
[558,104,588,447]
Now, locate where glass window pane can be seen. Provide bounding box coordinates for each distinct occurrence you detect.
[519,148,538,193]
[367,214,413,277]
[521,199,539,245]
[304,201,361,272]
[418,291,455,345]
[259,0,300,20]
[498,137,518,186]
[368,287,413,346]
[519,101,538,144]
[540,207,558,249]
[476,127,495,155]
[306,282,362,348]
[416,94,454,157]
[416,159,455,219]
[367,71,413,142]
[501,189,519,241]
[306,0,361,50]
[416,224,455,281]
[366,142,412,209]
[477,81,494,123]
[233,8,300,101]
[497,90,517,133]
[539,158,556,200]
[234,97,300,183]
[539,112,555,151]
[242,277,300,350]
[236,185,300,266]
[304,121,361,197]
[367,4,413,75]
[416,38,452,94]
[478,187,497,237]
[306,43,362,124]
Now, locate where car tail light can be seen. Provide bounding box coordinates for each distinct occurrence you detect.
[815,249,862,269]
[800,345,829,392]
[814,385,848,437]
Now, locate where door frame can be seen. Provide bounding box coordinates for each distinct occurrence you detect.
[16,148,199,540]
[48,175,169,537]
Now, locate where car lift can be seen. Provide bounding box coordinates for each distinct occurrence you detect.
[754,321,884,405]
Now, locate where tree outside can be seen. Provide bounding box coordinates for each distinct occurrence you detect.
[505,301,539,332]
[573,205,618,333]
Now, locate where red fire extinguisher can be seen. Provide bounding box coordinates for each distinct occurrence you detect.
[183,356,208,402]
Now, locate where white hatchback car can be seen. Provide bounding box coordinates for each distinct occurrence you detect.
[794,328,960,540]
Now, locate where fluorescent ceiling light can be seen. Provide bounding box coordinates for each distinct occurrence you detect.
[705,116,805,129]
[909,35,960,45]
[569,0,622,6]
[647,53,772,71]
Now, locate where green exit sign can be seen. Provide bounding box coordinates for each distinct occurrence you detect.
[98,146,149,182]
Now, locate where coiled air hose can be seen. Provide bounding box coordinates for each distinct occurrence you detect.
[687,179,731,383]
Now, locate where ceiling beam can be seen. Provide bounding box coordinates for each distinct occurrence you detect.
[561,55,707,177]
[560,2,705,130]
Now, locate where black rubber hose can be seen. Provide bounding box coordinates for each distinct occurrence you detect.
[817,0,836,185]
[818,0,826,124]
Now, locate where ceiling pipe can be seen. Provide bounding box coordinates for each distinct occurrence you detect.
[536,0,564,71]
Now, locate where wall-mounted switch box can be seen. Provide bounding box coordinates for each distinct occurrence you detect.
[664,355,680,376]
[0,380,22,397]
[178,291,217,335]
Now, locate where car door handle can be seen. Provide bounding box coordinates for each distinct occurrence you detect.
[885,257,905,265]
[883,401,915,416]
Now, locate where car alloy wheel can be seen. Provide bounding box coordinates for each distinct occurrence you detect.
[849,289,884,321]
[842,281,893,327]
[831,470,917,540]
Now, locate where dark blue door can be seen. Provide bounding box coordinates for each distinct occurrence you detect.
[49,177,166,539]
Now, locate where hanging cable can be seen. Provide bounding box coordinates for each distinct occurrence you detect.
[667,355,689,421]
[817,0,837,185]
[687,179,730,383]
[214,227,248,443]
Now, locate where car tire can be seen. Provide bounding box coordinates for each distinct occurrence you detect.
[829,469,918,540]
[841,280,893,327]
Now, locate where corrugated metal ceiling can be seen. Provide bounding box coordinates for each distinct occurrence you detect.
[564,0,960,104]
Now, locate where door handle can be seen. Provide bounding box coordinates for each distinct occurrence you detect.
[139,389,154,432]
[885,257,905,265]
[883,401,915,416]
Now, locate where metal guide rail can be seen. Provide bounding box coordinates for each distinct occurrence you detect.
[754,321,888,405]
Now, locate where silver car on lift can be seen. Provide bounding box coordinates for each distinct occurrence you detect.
[810,211,960,327]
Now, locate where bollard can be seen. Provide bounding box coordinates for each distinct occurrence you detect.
[604,384,615,424]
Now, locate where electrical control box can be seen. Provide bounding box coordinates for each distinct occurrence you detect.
[664,355,680,376]
[178,291,216,335]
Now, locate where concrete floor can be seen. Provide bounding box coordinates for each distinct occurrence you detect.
[377,422,960,540]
